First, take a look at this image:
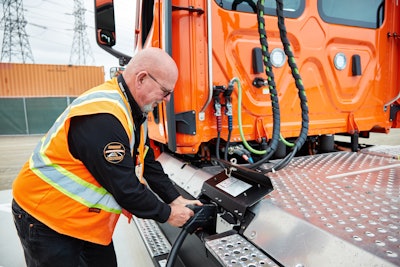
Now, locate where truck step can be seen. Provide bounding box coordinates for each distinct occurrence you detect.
[205,232,278,267]
[133,217,171,258]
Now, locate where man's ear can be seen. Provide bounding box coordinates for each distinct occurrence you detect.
[136,71,147,85]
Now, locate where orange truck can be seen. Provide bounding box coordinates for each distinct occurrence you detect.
[94,1,400,266]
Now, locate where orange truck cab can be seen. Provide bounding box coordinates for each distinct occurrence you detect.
[94,1,400,266]
[95,0,399,160]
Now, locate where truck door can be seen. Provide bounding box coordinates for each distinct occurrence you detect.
[169,1,208,153]
[142,1,209,154]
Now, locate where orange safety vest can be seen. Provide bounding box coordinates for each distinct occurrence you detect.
[12,78,146,245]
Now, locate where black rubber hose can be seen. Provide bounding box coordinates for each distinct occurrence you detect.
[224,116,232,161]
[238,0,281,170]
[256,0,309,173]
[165,229,189,267]
[268,0,308,171]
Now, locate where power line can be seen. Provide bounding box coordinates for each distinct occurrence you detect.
[43,0,73,9]
[27,9,75,26]
[1,0,35,63]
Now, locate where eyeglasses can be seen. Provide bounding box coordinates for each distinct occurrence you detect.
[147,72,173,97]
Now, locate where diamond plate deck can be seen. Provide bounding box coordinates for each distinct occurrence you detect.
[244,146,400,267]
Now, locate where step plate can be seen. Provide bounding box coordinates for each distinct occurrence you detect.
[205,233,279,267]
[133,217,171,258]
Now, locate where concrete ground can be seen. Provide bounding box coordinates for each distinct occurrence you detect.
[0,135,40,191]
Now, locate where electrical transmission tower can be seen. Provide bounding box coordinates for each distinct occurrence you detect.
[69,0,95,65]
[1,0,35,63]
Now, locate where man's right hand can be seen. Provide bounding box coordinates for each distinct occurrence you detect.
[167,204,195,227]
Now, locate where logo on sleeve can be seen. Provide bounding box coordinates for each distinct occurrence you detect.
[103,142,125,164]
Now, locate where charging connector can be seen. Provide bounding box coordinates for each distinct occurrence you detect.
[183,204,217,234]
[166,204,217,267]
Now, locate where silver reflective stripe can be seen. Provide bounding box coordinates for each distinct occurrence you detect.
[30,90,134,214]
[117,80,135,152]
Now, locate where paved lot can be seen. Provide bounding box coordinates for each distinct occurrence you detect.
[1,129,400,190]
[0,135,41,191]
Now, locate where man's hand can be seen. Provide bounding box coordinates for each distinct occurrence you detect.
[167,196,203,227]
[167,204,193,227]
[171,196,203,207]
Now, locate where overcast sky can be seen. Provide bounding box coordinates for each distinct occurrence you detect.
[0,0,136,79]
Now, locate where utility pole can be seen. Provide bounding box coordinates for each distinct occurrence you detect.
[1,0,35,63]
[69,0,94,65]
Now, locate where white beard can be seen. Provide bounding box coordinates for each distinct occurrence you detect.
[142,103,154,113]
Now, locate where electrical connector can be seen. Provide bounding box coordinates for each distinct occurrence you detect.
[183,204,217,234]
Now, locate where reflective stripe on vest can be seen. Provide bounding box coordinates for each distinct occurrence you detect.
[29,90,134,214]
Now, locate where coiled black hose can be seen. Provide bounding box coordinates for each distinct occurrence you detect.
[263,0,309,172]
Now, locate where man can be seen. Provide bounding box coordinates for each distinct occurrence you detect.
[12,47,201,267]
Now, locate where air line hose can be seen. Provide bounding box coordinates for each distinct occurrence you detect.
[223,116,233,161]
[280,133,295,147]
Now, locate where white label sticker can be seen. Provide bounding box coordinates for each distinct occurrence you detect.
[216,177,252,197]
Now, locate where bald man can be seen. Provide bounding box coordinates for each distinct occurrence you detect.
[12,47,201,267]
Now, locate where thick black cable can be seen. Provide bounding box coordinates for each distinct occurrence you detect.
[276,0,308,146]
[219,0,308,173]
[238,0,281,170]
[165,229,189,267]
[255,0,308,173]
[265,0,308,172]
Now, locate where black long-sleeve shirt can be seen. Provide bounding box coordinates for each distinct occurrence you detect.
[67,77,180,223]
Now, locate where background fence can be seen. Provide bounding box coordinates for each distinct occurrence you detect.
[0,63,104,135]
[0,97,76,135]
